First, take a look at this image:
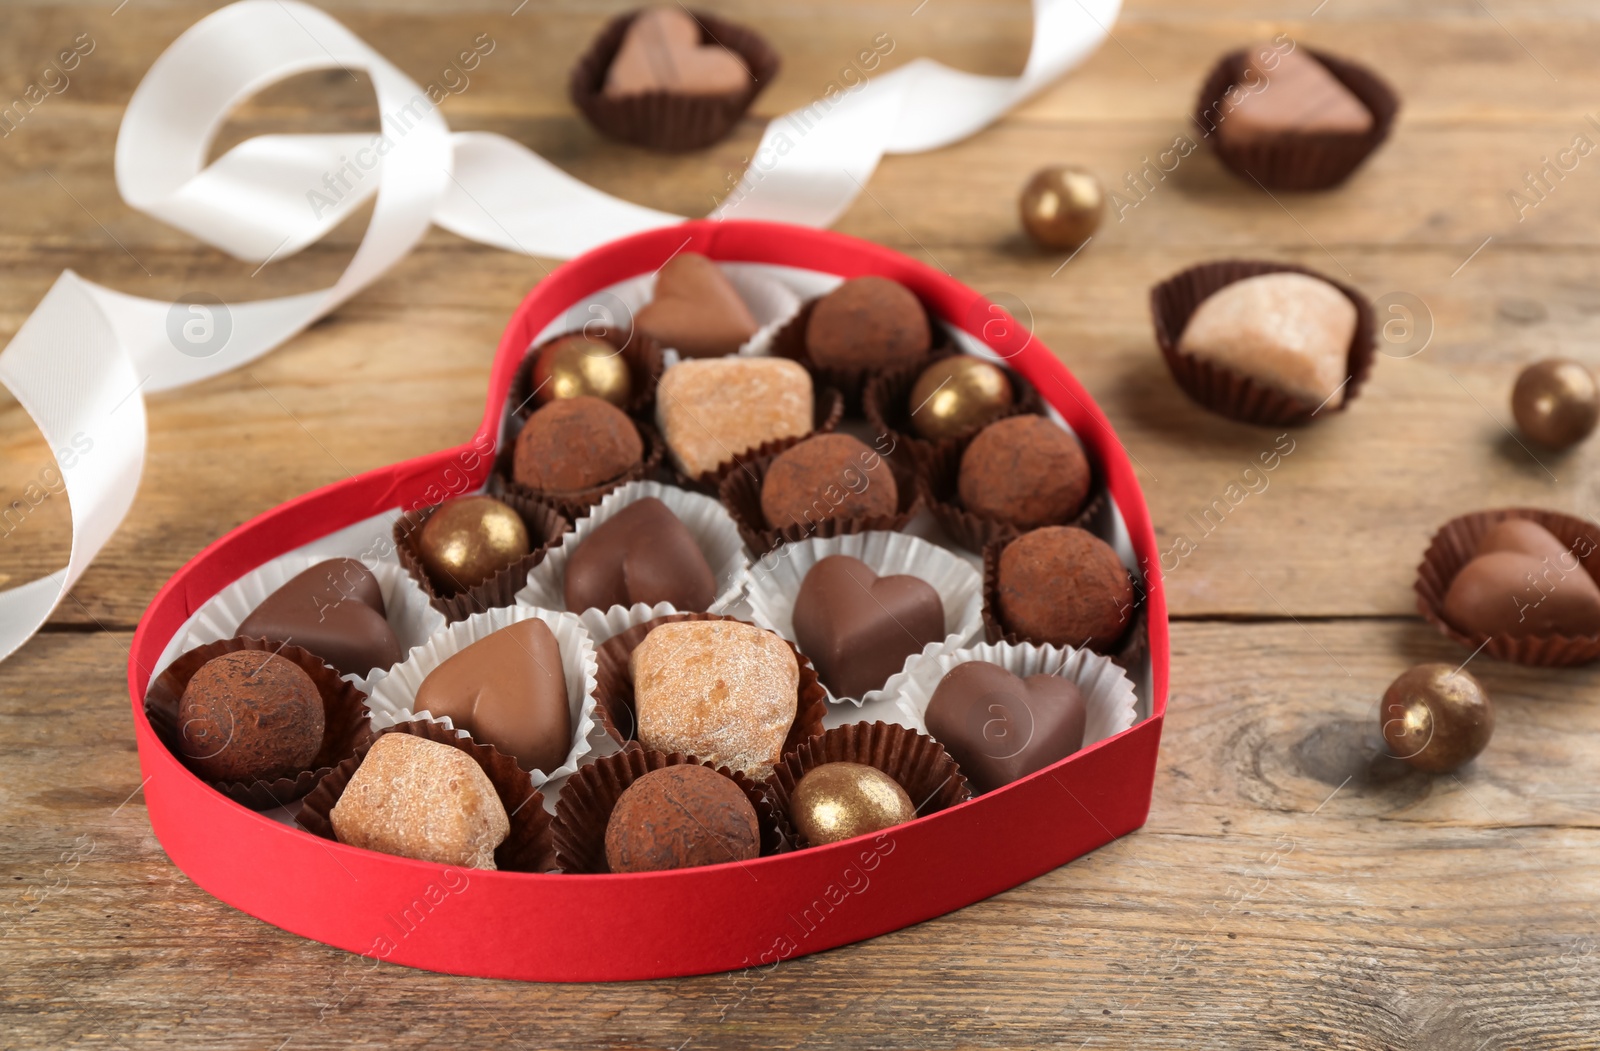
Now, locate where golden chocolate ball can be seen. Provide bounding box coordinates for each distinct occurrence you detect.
[908,356,1015,441]
[1512,358,1599,450]
[1019,166,1104,251]
[531,335,632,408]
[417,495,530,591]
[1379,663,1494,774]
[789,762,916,846]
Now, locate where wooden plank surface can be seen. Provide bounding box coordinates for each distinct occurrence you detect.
[3,0,1599,1048]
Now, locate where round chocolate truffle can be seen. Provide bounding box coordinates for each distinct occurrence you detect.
[759,434,899,531]
[176,650,325,783]
[996,526,1133,650]
[805,276,931,371]
[604,764,761,873]
[790,762,916,846]
[513,395,643,493]
[417,495,530,591]
[959,415,1090,529]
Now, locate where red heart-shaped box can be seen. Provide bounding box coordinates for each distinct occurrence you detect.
[129,221,1169,981]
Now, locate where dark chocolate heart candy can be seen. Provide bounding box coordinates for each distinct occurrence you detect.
[791,555,944,698]
[563,497,717,613]
[237,557,402,677]
[924,660,1086,794]
[412,618,572,774]
[634,253,758,358]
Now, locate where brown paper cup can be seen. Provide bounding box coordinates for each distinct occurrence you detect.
[1150,259,1375,427]
[668,386,845,493]
[1194,47,1399,191]
[491,418,666,520]
[1416,508,1600,667]
[918,435,1107,555]
[509,326,664,421]
[296,719,555,873]
[718,446,923,557]
[862,354,1047,472]
[768,298,953,413]
[765,721,972,849]
[145,637,373,811]
[590,611,828,768]
[394,490,571,624]
[550,748,789,874]
[568,9,780,152]
[981,536,1142,657]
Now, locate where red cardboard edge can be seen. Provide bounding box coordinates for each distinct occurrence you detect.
[127,220,1168,982]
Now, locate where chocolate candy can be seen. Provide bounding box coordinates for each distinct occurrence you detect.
[1380,663,1494,774]
[759,434,898,531]
[631,620,798,776]
[1217,44,1373,145]
[563,497,717,613]
[789,761,916,845]
[635,253,758,358]
[908,356,1013,441]
[177,650,325,783]
[657,358,812,477]
[238,558,401,677]
[530,334,631,408]
[1018,166,1104,252]
[513,396,643,493]
[602,7,751,99]
[791,555,944,698]
[413,619,572,773]
[1178,272,1356,408]
[331,733,509,869]
[805,276,931,371]
[416,495,531,592]
[1442,519,1600,638]
[959,416,1090,530]
[1512,358,1600,450]
[996,527,1133,650]
[603,764,760,873]
[923,660,1086,793]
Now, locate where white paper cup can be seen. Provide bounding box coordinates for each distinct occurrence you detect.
[517,480,749,617]
[576,601,677,646]
[364,605,601,793]
[883,639,1139,750]
[744,531,985,706]
[157,553,444,694]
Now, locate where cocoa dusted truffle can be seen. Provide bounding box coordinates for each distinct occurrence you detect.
[959,416,1090,529]
[759,434,898,531]
[805,276,931,370]
[177,650,325,783]
[996,527,1133,650]
[603,764,760,873]
[513,396,642,493]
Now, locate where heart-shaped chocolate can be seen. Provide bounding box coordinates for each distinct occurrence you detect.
[635,253,758,358]
[1444,519,1600,638]
[923,660,1086,794]
[412,619,572,774]
[791,555,944,698]
[602,8,751,99]
[237,557,401,677]
[563,497,717,613]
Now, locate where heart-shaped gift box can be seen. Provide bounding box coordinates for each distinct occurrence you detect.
[129,220,1169,981]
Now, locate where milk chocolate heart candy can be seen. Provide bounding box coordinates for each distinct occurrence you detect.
[412,619,572,773]
[791,555,944,698]
[602,7,751,98]
[1443,520,1600,639]
[237,558,402,677]
[563,497,717,613]
[635,253,758,358]
[924,660,1086,794]
[1218,44,1373,145]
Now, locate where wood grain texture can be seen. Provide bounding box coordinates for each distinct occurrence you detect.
[2,0,1599,1048]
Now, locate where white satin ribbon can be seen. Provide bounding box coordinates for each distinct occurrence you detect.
[0,0,1117,660]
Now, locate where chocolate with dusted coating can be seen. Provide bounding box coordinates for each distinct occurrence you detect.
[564,497,717,612]
[959,415,1090,529]
[1442,519,1600,638]
[996,527,1133,650]
[238,558,401,677]
[513,396,643,493]
[923,660,1086,793]
[413,619,573,773]
[805,276,931,370]
[759,434,898,531]
[791,555,944,698]
[177,650,325,783]
[604,764,760,873]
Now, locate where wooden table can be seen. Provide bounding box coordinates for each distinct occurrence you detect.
[4,1,1598,1047]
